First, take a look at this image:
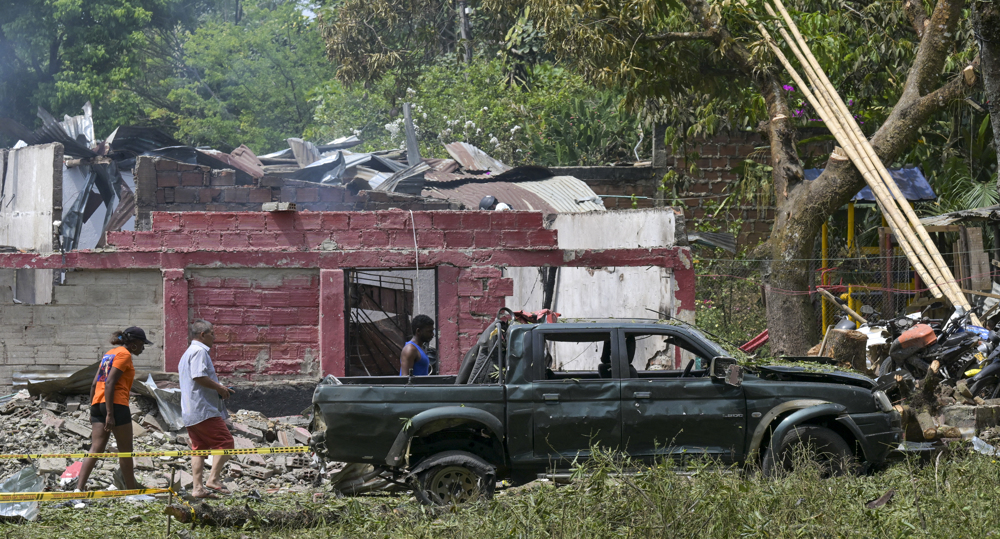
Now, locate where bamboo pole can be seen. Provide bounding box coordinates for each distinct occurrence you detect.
[738,3,944,299]
[767,0,973,315]
[759,0,948,303]
[816,287,868,325]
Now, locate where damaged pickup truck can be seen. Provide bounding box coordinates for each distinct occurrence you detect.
[311,320,902,504]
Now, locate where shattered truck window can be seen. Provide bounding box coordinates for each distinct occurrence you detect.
[543,331,614,380]
[626,332,706,375]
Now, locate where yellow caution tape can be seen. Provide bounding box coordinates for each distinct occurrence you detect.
[0,446,311,460]
[0,488,171,503]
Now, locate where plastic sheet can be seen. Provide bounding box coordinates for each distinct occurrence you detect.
[136,375,183,430]
[971,436,999,456]
[0,467,44,521]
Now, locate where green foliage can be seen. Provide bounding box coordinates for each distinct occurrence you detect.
[318,0,460,95]
[311,58,643,166]
[148,0,335,152]
[0,0,332,153]
[0,0,172,138]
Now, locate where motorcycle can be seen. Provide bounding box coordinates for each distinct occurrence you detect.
[876,305,997,382]
[968,344,1000,399]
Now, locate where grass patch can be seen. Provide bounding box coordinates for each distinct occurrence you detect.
[3,449,1000,538]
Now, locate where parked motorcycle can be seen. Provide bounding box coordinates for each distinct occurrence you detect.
[968,345,1000,399]
[876,305,997,382]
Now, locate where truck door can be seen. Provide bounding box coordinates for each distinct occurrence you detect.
[531,329,622,464]
[619,329,746,463]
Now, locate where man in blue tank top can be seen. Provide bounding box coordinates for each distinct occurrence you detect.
[400,314,435,376]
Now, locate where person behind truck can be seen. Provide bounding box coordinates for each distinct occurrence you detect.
[178,319,235,498]
[400,315,435,376]
[77,327,152,491]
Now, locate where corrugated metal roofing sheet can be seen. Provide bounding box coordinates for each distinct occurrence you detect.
[919,205,1000,227]
[444,142,511,173]
[518,176,605,213]
[423,181,556,212]
[423,176,604,213]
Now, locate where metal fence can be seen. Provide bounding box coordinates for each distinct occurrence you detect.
[694,250,1000,349]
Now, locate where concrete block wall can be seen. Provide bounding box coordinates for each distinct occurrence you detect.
[0,269,163,388]
[188,269,320,380]
[133,157,460,230]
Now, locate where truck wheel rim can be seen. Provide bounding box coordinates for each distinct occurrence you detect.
[428,466,477,504]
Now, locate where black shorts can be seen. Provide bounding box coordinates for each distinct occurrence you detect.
[89,403,132,425]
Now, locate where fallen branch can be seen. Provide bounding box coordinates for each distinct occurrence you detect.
[164,502,342,528]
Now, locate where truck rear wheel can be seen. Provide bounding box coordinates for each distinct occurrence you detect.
[761,425,856,478]
[412,450,496,505]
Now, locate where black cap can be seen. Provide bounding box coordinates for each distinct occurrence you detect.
[123,327,153,345]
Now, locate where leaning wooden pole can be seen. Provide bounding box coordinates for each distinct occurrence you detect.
[741,2,944,299]
[767,0,973,315]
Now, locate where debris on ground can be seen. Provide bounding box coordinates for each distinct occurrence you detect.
[0,388,358,498]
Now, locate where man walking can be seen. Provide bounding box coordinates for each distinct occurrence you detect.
[178,319,234,498]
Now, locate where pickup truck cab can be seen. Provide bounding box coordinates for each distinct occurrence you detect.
[312,321,902,504]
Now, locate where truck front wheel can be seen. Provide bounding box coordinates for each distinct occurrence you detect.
[412,450,496,505]
[761,425,856,478]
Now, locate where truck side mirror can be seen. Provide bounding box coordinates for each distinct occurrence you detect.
[710,356,744,388]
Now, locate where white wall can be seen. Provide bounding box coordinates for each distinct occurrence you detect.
[0,143,61,253]
[0,144,62,304]
[506,208,692,371]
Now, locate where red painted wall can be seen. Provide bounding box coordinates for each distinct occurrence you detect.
[0,209,692,379]
[187,271,320,377]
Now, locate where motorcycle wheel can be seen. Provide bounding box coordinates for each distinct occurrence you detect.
[877,357,895,377]
[970,376,1000,400]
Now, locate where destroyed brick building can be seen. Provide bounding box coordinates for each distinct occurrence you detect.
[0,107,696,390]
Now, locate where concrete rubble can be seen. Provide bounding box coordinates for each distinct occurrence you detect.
[0,390,350,497]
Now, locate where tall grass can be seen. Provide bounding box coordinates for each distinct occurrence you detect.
[5,448,1000,538]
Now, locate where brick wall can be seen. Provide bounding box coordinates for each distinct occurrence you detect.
[188,269,319,380]
[455,267,514,353]
[0,209,689,384]
[553,130,835,249]
[0,269,163,388]
[133,157,459,230]
[109,210,558,253]
[663,129,835,247]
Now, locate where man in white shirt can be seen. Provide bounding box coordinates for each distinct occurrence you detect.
[178,319,234,498]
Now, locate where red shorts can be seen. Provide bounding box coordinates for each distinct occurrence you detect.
[186,417,235,451]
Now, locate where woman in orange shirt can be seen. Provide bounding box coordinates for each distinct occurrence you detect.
[76,327,152,491]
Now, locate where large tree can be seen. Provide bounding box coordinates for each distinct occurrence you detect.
[972,1,1000,182]
[504,0,979,355]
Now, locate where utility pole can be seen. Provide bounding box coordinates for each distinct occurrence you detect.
[458,0,472,63]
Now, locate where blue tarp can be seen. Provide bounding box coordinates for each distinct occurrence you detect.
[803,167,936,202]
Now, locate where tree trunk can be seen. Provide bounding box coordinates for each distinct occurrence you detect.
[673,0,972,356]
[972,2,1000,179]
[761,0,970,356]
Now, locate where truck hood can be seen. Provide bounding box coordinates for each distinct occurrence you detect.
[755,365,876,390]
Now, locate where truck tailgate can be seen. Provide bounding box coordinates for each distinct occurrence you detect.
[313,383,505,464]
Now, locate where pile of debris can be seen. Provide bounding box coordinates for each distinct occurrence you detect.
[0,390,335,496]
